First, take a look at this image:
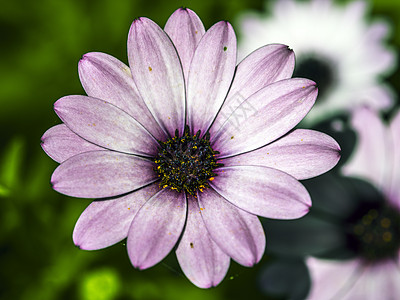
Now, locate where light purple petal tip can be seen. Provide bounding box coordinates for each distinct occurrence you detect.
[128,17,186,138]
[213,78,318,157]
[54,95,158,156]
[186,21,237,135]
[51,151,158,198]
[210,44,295,136]
[164,8,205,83]
[41,124,103,163]
[221,129,341,180]
[127,189,186,270]
[78,52,166,140]
[73,183,161,250]
[176,196,230,288]
[211,165,311,219]
[197,188,265,266]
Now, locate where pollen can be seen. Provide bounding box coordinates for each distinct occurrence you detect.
[148,66,152,71]
[350,204,400,261]
[153,126,223,196]
[383,232,392,242]
[381,218,391,228]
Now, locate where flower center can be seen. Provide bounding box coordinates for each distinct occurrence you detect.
[348,204,400,261]
[293,54,336,101]
[153,126,222,196]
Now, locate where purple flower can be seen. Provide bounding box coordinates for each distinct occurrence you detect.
[307,107,400,299]
[41,8,340,288]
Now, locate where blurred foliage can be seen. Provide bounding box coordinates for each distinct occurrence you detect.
[1,0,400,299]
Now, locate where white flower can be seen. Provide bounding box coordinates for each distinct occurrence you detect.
[237,0,396,123]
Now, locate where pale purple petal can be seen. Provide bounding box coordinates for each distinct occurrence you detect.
[128,17,185,137]
[342,106,390,192]
[78,52,165,140]
[51,151,158,198]
[164,8,205,83]
[186,21,237,134]
[211,166,311,219]
[341,259,400,300]
[366,21,390,43]
[306,257,362,300]
[210,44,295,136]
[54,95,158,156]
[388,110,400,209]
[41,124,103,163]
[73,183,161,250]
[221,129,340,180]
[176,195,230,288]
[127,188,186,269]
[197,187,265,266]
[212,78,317,158]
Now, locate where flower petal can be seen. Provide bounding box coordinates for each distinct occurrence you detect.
[128,17,185,137]
[164,8,205,83]
[221,129,340,180]
[213,78,317,157]
[78,52,165,140]
[51,151,158,198]
[176,195,230,288]
[186,21,237,134]
[127,188,186,269]
[211,166,311,219]
[342,106,390,191]
[41,124,103,163]
[210,44,295,136]
[388,110,400,209]
[306,257,362,300]
[197,187,265,266]
[54,95,158,156]
[342,259,400,300]
[73,183,161,250]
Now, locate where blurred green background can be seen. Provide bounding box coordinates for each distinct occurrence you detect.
[1,0,399,299]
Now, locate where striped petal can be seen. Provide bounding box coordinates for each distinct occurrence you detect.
[73,183,161,250]
[211,165,311,219]
[41,124,103,163]
[221,129,340,180]
[51,151,158,198]
[176,195,230,288]
[164,8,205,83]
[128,17,185,138]
[213,78,317,157]
[210,44,295,136]
[186,21,237,134]
[54,95,158,156]
[127,188,186,269]
[197,187,265,266]
[78,52,165,140]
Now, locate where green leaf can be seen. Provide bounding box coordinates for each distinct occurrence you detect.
[0,137,25,195]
